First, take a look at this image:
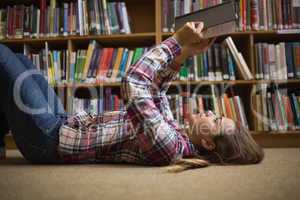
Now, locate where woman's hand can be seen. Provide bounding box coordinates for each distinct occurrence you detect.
[173,22,216,64]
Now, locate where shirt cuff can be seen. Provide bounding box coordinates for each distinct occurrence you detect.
[179,133,197,157]
[168,61,181,72]
[162,36,182,60]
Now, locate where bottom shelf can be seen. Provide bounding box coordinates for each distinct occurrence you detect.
[5,132,300,149]
[251,132,300,148]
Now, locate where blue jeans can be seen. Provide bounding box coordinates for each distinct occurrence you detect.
[0,44,66,163]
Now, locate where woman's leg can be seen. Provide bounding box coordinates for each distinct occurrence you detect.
[0,44,64,163]
[15,53,66,117]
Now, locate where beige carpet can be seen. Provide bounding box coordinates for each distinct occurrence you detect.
[0,148,300,200]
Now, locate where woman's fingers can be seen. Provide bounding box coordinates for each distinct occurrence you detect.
[208,37,217,46]
[195,22,204,33]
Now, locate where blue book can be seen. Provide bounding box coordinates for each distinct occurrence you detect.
[203,52,209,80]
[117,48,129,81]
[290,93,300,126]
[63,3,69,36]
[285,43,295,79]
[98,97,104,114]
[227,49,236,80]
[293,43,300,79]
[92,48,103,79]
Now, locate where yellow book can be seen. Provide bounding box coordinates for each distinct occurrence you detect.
[48,51,55,85]
[83,40,97,81]
[256,93,263,131]
[229,97,237,122]
[110,48,124,82]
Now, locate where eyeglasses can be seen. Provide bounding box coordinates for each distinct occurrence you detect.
[214,115,224,135]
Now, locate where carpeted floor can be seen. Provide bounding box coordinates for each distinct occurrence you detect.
[0,148,300,200]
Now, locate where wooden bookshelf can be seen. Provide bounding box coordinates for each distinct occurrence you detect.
[5,132,300,149]
[1,0,300,148]
[52,79,300,88]
[0,33,157,46]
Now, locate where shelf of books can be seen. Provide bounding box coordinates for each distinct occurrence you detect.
[1,0,300,149]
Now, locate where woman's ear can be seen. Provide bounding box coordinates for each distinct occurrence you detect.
[200,138,216,151]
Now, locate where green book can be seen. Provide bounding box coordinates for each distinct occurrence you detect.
[107,2,119,34]
[131,48,144,65]
[79,50,87,82]
[74,50,81,82]
[197,54,203,80]
[179,62,188,80]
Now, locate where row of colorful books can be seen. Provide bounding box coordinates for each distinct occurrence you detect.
[25,36,256,84]
[237,0,300,31]
[24,41,148,84]
[179,43,238,81]
[254,42,300,80]
[161,0,300,33]
[180,37,253,81]
[168,87,249,129]
[69,88,124,114]
[0,0,131,39]
[68,89,249,130]
[252,84,300,131]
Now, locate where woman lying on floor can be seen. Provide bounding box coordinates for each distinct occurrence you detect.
[0,22,264,171]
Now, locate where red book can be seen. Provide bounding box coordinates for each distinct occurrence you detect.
[276,0,283,30]
[104,48,114,80]
[104,88,112,111]
[96,48,114,82]
[114,95,120,111]
[232,96,242,123]
[283,96,295,130]
[40,0,46,35]
[242,0,247,31]
[250,0,259,30]
[181,92,190,123]
[293,43,300,78]
[12,5,18,38]
[287,0,293,28]
[6,6,12,38]
[223,94,234,120]
[96,48,108,82]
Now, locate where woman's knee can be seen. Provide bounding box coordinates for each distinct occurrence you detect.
[0,44,14,64]
[16,54,36,70]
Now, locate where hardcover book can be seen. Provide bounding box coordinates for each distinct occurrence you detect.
[174,1,237,38]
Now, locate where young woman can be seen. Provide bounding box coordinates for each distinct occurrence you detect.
[0,22,264,171]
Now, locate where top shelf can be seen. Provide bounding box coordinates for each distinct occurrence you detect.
[162,30,300,37]
[0,32,157,46]
[1,30,299,46]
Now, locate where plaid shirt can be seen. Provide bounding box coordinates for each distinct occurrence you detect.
[58,37,197,165]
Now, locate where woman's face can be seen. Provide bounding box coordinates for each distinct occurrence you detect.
[188,111,236,150]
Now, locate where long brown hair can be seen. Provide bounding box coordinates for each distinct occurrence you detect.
[167,123,264,172]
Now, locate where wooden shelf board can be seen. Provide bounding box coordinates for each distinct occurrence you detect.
[0,32,156,44]
[162,30,284,37]
[5,132,300,149]
[171,80,256,85]
[51,79,300,88]
[250,132,300,148]
[254,79,300,84]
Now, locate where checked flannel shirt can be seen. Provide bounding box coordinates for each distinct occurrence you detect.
[58,37,197,165]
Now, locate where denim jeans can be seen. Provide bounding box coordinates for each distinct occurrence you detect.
[0,44,66,163]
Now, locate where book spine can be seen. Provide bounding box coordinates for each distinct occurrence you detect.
[285,42,295,78]
[251,0,259,30]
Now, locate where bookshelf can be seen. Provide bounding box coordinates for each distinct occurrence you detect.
[1,0,300,149]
